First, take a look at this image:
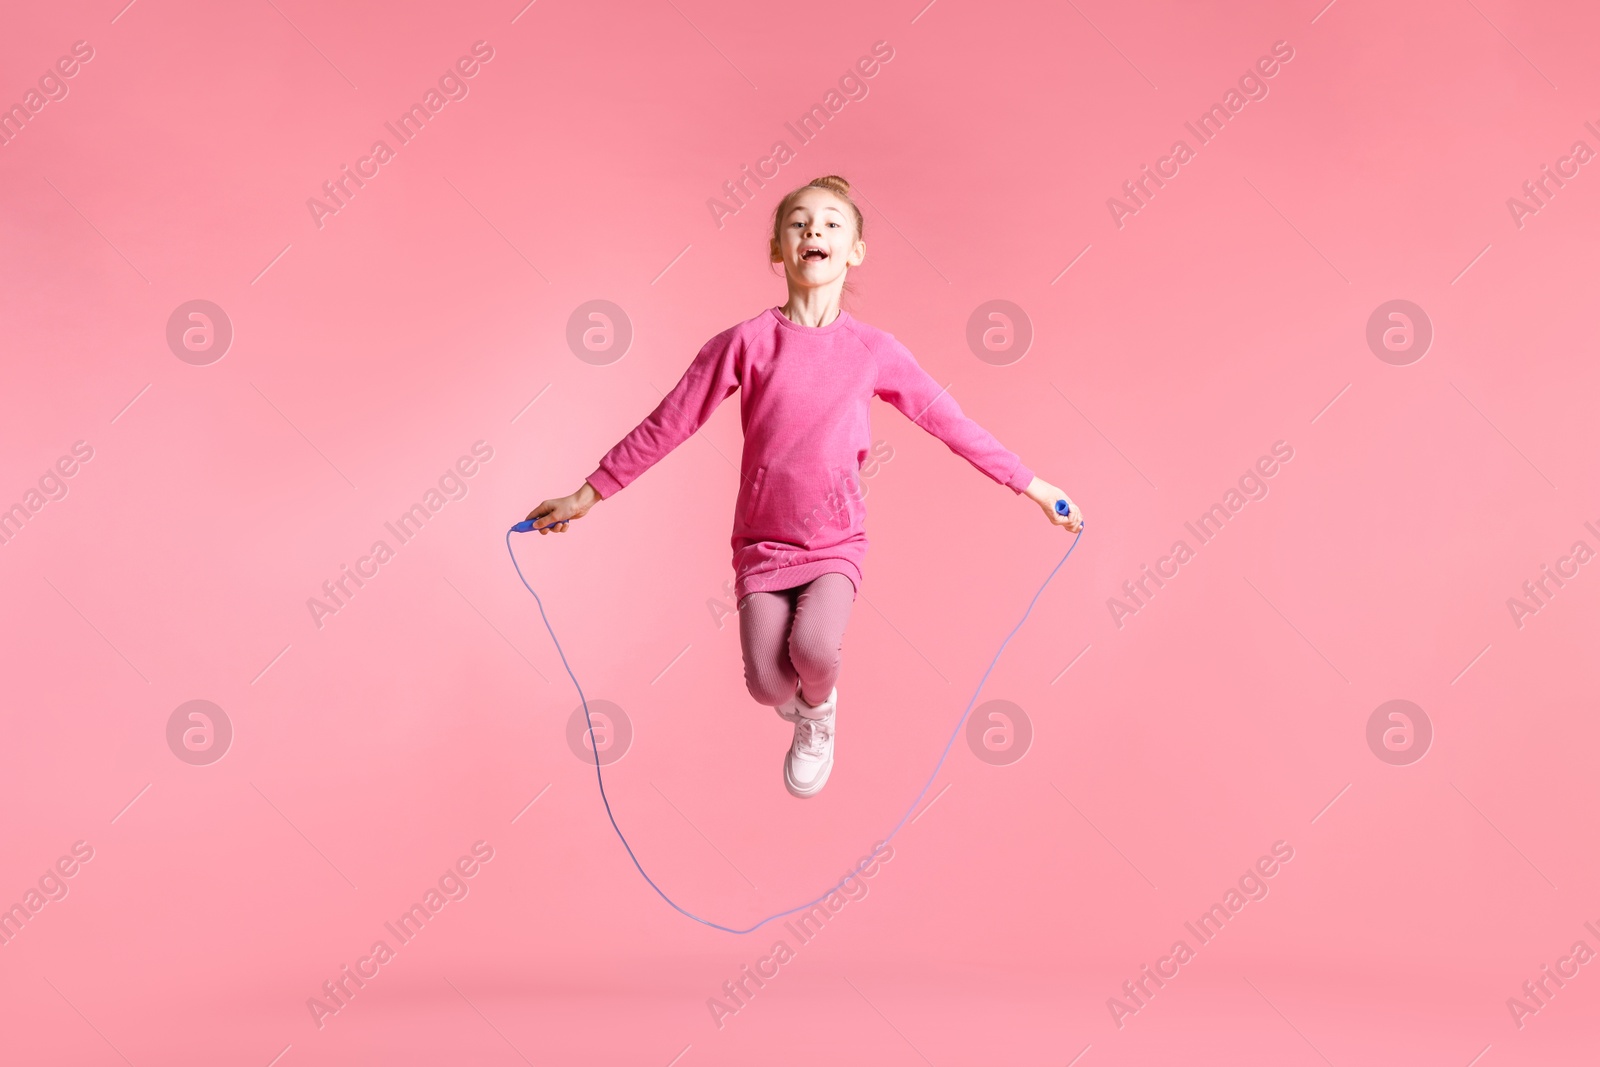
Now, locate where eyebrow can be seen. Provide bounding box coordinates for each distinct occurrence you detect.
[786,205,844,217]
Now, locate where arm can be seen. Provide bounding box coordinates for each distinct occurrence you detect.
[872,331,1035,492]
[525,327,741,534]
[586,326,743,498]
[872,332,1084,532]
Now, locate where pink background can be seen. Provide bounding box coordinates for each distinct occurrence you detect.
[3,0,1598,1064]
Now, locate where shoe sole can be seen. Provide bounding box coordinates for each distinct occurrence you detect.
[785,736,834,798]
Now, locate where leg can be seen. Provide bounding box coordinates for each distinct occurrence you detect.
[787,573,856,706]
[738,589,799,707]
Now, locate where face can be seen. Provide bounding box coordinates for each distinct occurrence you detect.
[771,189,865,290]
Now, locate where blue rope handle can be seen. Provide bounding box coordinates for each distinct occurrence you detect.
[506,499,1084,934]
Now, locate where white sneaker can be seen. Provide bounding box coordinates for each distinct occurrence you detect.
[783,687,837,798]
[774,694,805,724]
[775,685,835,724]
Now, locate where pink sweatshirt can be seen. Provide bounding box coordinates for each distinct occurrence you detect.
[584,306,1035,602]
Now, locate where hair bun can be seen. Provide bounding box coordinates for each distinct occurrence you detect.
[811,175,851,194]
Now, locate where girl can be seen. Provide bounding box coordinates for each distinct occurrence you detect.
[528,175,1083,799]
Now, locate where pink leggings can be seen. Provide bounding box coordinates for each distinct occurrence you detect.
[738,573,856,708]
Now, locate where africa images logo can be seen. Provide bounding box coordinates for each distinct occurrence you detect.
[306,42,496,229]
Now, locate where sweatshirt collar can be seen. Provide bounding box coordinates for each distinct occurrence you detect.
[769,305,851,335]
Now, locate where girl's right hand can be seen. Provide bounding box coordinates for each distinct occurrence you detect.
[527,482,602,535]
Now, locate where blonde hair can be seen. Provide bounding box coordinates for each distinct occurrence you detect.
[769,175,865,294]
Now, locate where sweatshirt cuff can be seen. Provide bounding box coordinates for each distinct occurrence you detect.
[1006,460,1035,495]
[585,465,623,500]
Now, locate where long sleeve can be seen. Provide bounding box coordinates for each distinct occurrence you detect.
[585,326,742,499]
[871,331,1034,494]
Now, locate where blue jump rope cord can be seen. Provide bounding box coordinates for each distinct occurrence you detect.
[506,500,1084,935]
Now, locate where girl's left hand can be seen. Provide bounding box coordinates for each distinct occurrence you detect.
[1025,478,1084,533]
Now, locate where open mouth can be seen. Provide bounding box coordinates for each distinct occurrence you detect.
[801,248,829,262]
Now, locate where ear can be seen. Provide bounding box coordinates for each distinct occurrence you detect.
[848,240,866,267]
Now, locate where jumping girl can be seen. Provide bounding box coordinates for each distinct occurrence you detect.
[527,175,1083,799]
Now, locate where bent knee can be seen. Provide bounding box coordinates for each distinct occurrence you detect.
[788,624,843,675]
[744,668,795,708]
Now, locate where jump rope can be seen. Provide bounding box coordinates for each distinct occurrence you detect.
[506,498,1084,935]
